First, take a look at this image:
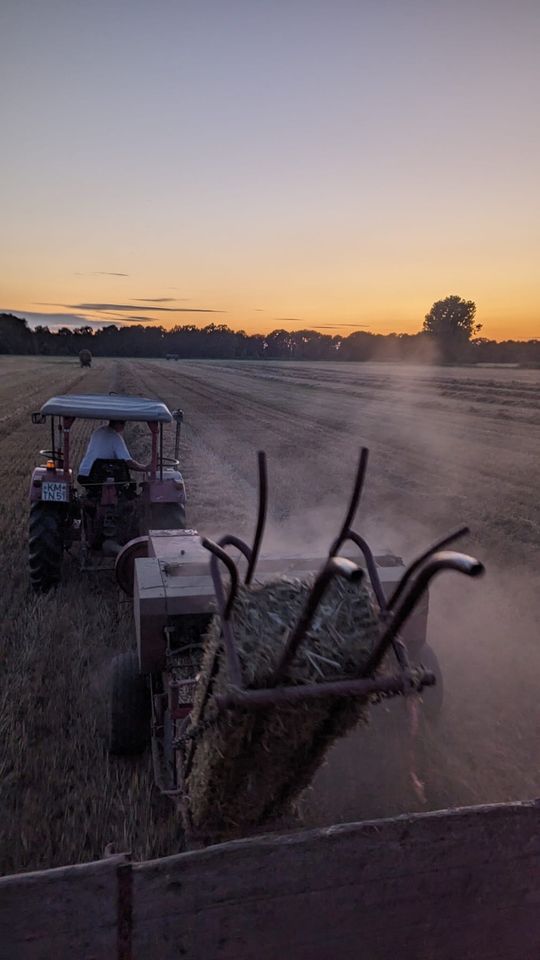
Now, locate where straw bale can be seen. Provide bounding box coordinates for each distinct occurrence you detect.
[184,574,382,840]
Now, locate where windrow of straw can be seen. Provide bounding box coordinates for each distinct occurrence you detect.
[183,573,382,840]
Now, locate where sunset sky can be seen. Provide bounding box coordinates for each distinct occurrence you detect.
[1,0,539,340]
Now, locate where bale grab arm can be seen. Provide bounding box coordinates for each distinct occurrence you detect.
[197,449,484,714]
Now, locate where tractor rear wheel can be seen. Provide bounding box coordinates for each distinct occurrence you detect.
[149,502,186,530]
[109,651,150,755]
[29,502,65,592]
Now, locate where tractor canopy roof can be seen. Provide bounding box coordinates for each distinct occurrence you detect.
[40,394,173,423]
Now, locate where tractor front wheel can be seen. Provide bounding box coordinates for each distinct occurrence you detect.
[109,651,150,755]
[29,502,65,592]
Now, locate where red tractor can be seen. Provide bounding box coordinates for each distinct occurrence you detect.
[28,394,185,591]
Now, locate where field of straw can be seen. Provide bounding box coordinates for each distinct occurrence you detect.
[0,355,539,875]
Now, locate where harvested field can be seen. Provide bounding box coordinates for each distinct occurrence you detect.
[0,355,539,874]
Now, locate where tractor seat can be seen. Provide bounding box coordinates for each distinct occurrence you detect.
[79,459,136,499]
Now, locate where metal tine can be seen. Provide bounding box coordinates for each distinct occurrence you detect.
[386,525,470,611]
[339,529,412,672]
[327,448,369,559]
[361,550,484,678]
[245,450,268,585]
[272,556,364,684]
[201,537,243,687]
[201,537,240,621]
[218,534,253,567]
[340,530,386,608]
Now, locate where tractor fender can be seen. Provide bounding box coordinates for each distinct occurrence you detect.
[146,473,186,505]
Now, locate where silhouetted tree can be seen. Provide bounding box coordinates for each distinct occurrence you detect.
[423,295,481,361]
[0,314,34,354]
[1,311,539,366]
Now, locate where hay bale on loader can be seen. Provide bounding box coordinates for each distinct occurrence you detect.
[184,573,382,840]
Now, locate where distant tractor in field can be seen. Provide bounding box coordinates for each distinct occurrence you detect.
[79,349,92,368]
[28,395,185,591]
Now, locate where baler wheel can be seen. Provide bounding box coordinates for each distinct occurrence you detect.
[149,502,186,530]
[29,502,64,592]
[109,651,150,755]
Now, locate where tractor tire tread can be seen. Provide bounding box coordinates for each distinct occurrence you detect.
[28,502,64,592]
[109,651,150,755]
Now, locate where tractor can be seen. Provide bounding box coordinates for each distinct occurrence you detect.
[28,394,185,591]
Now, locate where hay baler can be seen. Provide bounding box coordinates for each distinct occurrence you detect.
[111,450,483,844]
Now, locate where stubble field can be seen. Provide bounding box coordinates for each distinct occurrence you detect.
[1,355,539,874]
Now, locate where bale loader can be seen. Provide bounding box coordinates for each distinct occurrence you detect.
[111,448,483,846]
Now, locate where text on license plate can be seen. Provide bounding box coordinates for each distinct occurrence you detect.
[42,482,69,502]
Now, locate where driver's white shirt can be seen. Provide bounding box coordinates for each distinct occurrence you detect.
[79,426,131,476]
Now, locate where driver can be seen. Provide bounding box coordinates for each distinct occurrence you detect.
[78,420,150,484]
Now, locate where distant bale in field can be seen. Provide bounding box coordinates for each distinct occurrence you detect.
[79,349,92,368]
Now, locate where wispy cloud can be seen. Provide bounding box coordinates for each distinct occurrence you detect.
[115,315,160,323]
[134,297,188,303]
[274,317,305,323]
[72,302,223,314]
[312,323,368,329]
[273,319,367,329]
[74,271,129,277]
[36,301,223,314]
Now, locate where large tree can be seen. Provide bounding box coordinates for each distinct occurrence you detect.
[423,295,481,359]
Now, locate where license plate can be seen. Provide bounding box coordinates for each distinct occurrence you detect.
[176,680,197,705]
[42,481,69,503]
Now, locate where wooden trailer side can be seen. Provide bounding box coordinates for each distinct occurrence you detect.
[1,801,540,960]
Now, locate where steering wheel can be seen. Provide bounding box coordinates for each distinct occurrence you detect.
[39,449,63,460]
[158,456,180,467]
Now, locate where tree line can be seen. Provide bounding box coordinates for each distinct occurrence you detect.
[0,297,538,365]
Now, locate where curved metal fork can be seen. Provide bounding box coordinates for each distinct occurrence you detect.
[362,550,484,677]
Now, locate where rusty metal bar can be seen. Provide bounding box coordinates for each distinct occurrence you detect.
[218,534,253,567]
[149,422,158,481]
[272,556,364,683]
[341,530,387,608]
[386,526,470,610]
[202,538,240,620]
[362,550,484,677]
[202,537,243,686]
[216,668,435,711]
[327,447,369,559]
[341,530,413,671]
[245,450,268,585]
[173,408,183,462]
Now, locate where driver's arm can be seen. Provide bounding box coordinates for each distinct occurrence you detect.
[125,458,151,472]
[112,433,150,472]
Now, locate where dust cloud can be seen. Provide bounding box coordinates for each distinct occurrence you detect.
[166,358,540,825]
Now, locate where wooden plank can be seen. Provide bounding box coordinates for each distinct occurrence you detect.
[131,800,540,960]
[0,855,128,960]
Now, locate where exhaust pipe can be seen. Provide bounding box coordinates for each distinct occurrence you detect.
[173,409,184,462]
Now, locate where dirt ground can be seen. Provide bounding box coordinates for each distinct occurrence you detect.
[1,355,539,873]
